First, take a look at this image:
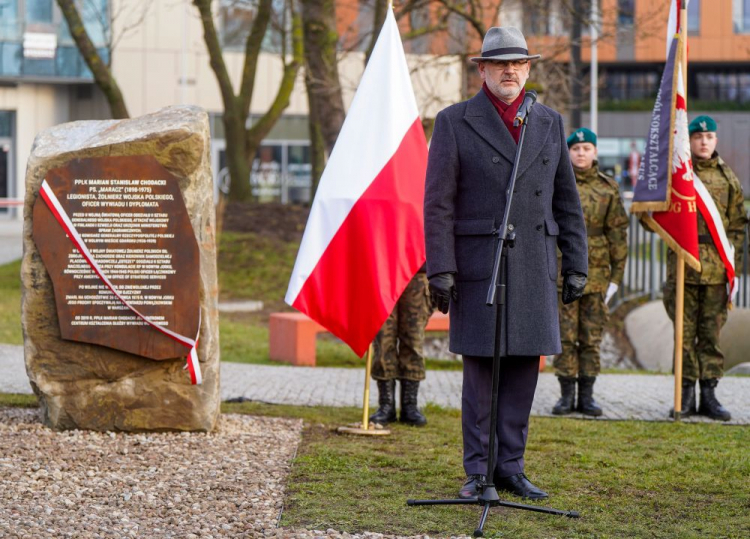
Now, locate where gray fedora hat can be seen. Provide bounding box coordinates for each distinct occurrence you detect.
[470,27,541,63]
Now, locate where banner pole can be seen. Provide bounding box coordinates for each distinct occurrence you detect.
[672,0,689,423]
[362,344,373,428]
[337,343,390,436]
[674,254,685,420]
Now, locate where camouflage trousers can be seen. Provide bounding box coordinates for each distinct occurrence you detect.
[663,282,727,382]
[554,292,607,378]
[372,273,433,382]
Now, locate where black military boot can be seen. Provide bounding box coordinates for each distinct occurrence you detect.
[698,379,731,421]
[576,376,603,417]
[399,379,427,426]
[369,380,397,425]
[551,376,577,415]
[669,380,697,418]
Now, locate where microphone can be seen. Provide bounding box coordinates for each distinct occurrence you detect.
[513,90,538,127]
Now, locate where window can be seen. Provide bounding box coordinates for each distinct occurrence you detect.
[0,0,19,40]
[524,0,552,36]
[219,0,287,52]
[220,0,255,50]
[58,0,109,48]
[26,0,53,23]
[601,70,659,100]
[695,70,750,104]
[408,5,431,54]
[688,0,700,34]
[618,0,634,26]
[734,0,750,33]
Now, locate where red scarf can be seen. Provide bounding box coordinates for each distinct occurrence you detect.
[483,82,525,144]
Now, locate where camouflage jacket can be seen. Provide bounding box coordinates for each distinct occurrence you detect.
[667,154,748,285]
[558,163,629,294]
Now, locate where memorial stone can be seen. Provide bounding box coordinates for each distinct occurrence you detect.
[21,106,220,432]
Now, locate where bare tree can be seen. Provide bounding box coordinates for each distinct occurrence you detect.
[193,0,303,202]
[56,0,130,118]
[302,0,346,155]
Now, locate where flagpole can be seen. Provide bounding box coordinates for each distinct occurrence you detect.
[362,344,374,428]
[674,254,685,420]
[673,1,689,421]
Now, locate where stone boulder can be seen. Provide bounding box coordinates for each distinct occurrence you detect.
[625,300,750,374]
[21,106,220,431]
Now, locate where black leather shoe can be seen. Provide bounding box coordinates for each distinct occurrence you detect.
[458,474,485,499]
[495,473,549,500]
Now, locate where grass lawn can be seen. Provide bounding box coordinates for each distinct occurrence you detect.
[228,402,750,538]
[0,260,22,345]
[4,393,747,538]
[217,231,462,369]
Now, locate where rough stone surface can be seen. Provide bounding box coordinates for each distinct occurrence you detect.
[21,106,220,432]
[625,301,750,373]
[726,361,750,375]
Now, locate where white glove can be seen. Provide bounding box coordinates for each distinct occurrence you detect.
[604,282,619,304]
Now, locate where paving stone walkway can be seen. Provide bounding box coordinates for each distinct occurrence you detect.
[3,344,748,424]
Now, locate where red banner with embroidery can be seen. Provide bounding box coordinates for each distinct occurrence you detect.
[633,0,736,301]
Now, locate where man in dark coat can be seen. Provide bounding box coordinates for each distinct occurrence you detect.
[424,26,588,500]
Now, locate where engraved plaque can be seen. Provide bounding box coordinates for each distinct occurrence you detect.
[32,155,200,360]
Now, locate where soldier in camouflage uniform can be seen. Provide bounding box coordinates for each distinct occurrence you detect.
[552,128,629,416]
[370,265,433,426]
[662,115,747,421]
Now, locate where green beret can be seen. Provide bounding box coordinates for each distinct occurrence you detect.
[689,115,717,135]
[567,127,597,148]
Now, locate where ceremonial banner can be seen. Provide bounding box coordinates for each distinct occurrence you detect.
[285,9,428,357]
[632,24,700,271]
[633,0,736,297]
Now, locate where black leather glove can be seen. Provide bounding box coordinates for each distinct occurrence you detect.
[562,271,587,305]
[428,272,457,314]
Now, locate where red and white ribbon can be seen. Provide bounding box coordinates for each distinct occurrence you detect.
[39,179,203,385]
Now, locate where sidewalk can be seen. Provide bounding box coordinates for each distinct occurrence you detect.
[3,344,748,424]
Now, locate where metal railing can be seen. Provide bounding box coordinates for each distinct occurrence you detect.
[612,210,750,309]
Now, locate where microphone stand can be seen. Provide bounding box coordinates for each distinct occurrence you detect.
[407,98,579,537]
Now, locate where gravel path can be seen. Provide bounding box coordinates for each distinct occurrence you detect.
[0,408,467,539]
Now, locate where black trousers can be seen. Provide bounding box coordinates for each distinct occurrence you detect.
[462,355,540,478]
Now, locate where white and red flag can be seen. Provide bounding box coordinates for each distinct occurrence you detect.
[285,8,428,357]
[633,0,736,300]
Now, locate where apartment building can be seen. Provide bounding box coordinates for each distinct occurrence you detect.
[1,0,748,222]
[0,0,461,220]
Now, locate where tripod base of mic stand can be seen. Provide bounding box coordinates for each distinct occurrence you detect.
[407,487,579,537]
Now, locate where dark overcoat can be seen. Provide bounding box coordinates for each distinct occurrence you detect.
[424,90,588,357]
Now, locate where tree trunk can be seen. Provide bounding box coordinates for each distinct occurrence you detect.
[306,74,326,194]
[56,0,129,119]
[224,112,252,202]
[302,0,345,155]
[365,0,388,65]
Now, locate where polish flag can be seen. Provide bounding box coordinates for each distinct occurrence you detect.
[285,8,428,357]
